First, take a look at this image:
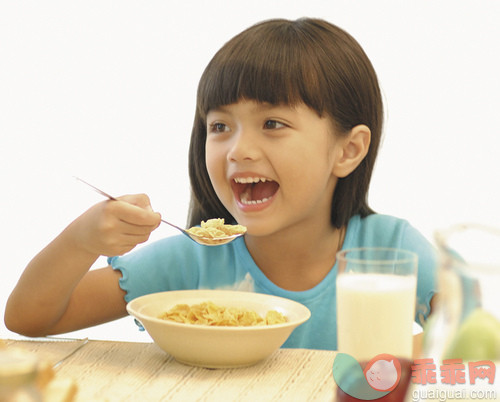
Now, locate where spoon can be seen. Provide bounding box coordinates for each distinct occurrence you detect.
[75,177,244,246]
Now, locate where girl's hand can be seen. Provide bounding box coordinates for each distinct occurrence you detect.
[72,194,162,257]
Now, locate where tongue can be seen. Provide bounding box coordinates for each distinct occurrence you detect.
[249,181,279,201]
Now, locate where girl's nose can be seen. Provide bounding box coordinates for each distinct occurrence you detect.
[227,129,260,162]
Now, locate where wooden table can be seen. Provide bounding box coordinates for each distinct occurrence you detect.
[4,338,338,401]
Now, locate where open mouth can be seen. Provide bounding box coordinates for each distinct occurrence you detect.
[231,177,279,205]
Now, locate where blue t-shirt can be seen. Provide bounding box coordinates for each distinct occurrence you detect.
[109,214,437,350]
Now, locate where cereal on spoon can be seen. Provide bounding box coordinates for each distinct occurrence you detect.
[186,219,247,245]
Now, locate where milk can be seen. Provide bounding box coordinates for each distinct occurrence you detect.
[337,273,417,361]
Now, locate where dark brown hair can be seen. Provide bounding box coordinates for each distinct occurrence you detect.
[188,18,383,228]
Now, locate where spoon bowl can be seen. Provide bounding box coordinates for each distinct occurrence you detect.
[163,220,244,246]
[75,177,245,246]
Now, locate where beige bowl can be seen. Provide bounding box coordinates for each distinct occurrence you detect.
[126,290,311,368]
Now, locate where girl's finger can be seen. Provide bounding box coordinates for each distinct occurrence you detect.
[106,198,161,227]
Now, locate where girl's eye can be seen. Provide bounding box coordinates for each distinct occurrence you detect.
[209,122,229,134]
[264,120,286,130]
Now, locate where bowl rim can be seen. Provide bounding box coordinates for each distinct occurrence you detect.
[126,289,312,332]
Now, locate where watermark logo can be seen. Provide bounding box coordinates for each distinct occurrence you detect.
[332,353,402,400]
[411,358,495,385]
[365,354,401,392]
[410,359,497,401]
[332,354,497,400]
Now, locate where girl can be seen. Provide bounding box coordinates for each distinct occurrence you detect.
[5,18,436,350]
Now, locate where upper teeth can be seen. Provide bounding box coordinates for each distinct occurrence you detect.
[234,177,270,184]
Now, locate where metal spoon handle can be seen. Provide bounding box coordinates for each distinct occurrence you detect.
[75,177,117,200]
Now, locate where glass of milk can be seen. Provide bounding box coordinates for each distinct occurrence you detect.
[336,247,418,362]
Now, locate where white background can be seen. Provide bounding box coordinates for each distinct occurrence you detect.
[1,1,499,342]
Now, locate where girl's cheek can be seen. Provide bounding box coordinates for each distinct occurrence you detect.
[205,150,225,191]
[205,153,216,179]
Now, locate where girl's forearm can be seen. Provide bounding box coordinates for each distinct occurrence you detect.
[4,222,99,336]
[5,196,158,336]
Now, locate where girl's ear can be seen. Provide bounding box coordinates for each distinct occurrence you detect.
[332,124,371,178]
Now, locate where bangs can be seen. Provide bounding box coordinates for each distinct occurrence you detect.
[196,19,327,119]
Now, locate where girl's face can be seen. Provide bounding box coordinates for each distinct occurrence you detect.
[205,100,343,239]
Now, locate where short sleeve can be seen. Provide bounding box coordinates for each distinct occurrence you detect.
[107,234,250,303]
[108,235,201,303]
[400,224,438,326]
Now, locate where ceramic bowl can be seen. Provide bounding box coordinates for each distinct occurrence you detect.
[126,289,311,368]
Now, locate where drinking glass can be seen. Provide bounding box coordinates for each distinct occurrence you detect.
[335,247,417,401]
[336,247,418,361]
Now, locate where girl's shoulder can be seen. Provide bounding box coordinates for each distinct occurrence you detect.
[345,213,429,250]
[347,212,412,232]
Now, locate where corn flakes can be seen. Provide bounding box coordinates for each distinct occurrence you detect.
[159,301,287,326]
[186,219,247,242]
